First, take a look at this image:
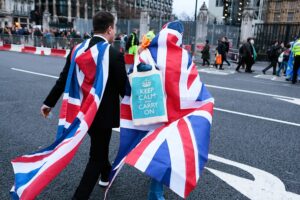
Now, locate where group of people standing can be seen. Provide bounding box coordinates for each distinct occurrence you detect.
[262,37,300,84]
[200,35,300,84]
[201,36,231,70]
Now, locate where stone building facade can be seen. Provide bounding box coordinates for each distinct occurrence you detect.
[0,0,34,28]
[264,0,300,23]
[33,0,173,25]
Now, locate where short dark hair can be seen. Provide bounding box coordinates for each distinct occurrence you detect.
[93,11,115,33]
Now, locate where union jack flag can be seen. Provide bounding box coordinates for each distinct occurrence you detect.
[10,39,110,199]
[108,21,214,198]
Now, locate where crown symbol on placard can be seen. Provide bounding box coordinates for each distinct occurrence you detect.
[142,79,151,87]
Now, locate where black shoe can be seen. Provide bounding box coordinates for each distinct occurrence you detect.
[292,81,296,84]
[98,165,112,187]
[245,70,254,73]
[219,68,224,70]
[262,70,266,74]
[235,69,240,72]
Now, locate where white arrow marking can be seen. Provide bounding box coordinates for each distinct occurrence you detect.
[207,154,300,200]
[274,97,300,106]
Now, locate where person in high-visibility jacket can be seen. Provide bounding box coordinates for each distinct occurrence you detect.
[126,28,139,55]
[291,37,300,84]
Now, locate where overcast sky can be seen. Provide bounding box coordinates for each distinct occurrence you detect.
[172,0,208,18]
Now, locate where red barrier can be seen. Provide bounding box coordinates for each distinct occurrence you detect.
[0,44,11,51]
[124,53,134,64]
[22,46,36,54]
[50,48,67,57]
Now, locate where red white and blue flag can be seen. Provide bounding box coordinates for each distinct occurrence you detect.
[108,21,214,198]
[10,39,110,199]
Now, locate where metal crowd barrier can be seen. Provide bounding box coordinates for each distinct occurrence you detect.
[0,34,125,52]
[0,34,83,49]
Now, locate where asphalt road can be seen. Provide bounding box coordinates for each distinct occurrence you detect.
[0,51,299,200]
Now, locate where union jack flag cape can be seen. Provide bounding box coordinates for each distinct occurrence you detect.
[10,39,110,199]
[107,21,214,199]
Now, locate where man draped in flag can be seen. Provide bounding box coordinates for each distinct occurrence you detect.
[106,21,214,199]
[10,11,127,199]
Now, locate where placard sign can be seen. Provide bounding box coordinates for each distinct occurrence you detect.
[131,75,166,120]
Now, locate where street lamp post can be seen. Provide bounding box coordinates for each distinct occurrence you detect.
[193,0,198,53]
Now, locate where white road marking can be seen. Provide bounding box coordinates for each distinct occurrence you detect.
[198,68,236,75]
[112,128,299,199]
[215,107,300,127]
[274,97,300,106]
[12,68,300,127]
[207,154,300,200]
[206,84,299,101]
[11,68,59,79]
[11,68,300,198]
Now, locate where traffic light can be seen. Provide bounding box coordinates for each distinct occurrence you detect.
[237,0,244,23]
[223,0,231,21]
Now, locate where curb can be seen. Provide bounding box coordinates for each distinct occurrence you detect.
[0,43,70,58]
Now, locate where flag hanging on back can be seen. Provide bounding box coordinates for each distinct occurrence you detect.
[107,21,214,199]
[10,39,110,199]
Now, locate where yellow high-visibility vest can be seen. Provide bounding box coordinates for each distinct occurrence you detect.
[292,39,300,56]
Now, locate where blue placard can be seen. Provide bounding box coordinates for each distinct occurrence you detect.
[131,74,166,119]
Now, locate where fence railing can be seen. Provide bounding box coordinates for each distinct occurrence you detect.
[254,23,300,60]
[0,34,84,49]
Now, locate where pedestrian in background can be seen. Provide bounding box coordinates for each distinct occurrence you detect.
[201,40,210,66]
[236,38,256,73]
[277,43,291,76]
[235,43,246,72]
[291,36,300,84]
[215,37,226,70]
[223,36,231,66]
[263,40,281,75]
[126,28,139,55]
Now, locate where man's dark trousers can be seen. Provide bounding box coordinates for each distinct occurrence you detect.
[73,126,112,199]
[263,60,277,75]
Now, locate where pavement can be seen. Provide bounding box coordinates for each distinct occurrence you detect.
[0,51,299,200]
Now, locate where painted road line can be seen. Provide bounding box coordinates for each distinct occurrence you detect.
[12,67,297,100]
[206,84,299,100]
[11,68,59,79]
[198,68,236,75]
[111,129,300,199]
[274,97,300,106]
[215,107,300,127]
[207,154,300,200]
[12,68,300,126]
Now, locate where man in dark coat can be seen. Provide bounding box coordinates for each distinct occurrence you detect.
[223,36,231,66]
[201,40,210,66]
[216,37,226,70]
[236,38,255,73]
[40,11,127,200]
[262,40,281,75]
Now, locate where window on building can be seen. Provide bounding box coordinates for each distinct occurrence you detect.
[216,0,224,7]
[273,12,281,22]
[289,1,296,10]
[287,12,294,22]
[275,2,281,10]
